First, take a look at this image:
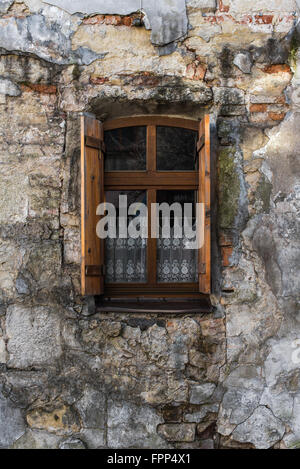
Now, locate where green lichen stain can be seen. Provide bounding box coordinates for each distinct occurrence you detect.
[218,147,240,230]
[288,441,300,449]
[289,33,300,71]
[256,176,272,214]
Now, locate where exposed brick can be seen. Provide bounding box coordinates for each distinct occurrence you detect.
[254,15,273,25]
[263,64,292,74]
[194,64,207,80]
[123,16,133,27]
[268,112,286,121]
[20,83,57,94]
[276,95,287,104]
[104,15,122,25]
[218,0,229,13]
[83,15,105,24]
[186,63,207,81]
[83,14,135,26]
[250,104,267,113]
[221,246,233,267]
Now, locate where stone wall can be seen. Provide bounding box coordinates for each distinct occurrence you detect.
[0,0,299,449]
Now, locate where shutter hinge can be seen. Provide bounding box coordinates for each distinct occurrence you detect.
[85,136,106,153]
[85,265,105,277]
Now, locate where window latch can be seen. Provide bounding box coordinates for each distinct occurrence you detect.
[85,265,106,276]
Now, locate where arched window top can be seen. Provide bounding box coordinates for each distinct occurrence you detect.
[104,116,199,173]
[103,116,199,131]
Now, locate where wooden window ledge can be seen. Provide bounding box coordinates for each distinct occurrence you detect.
[95,298,212,314]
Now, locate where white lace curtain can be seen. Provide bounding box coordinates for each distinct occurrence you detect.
[106,237,147,283]
[105,232,197,283]
[157,234,198,283]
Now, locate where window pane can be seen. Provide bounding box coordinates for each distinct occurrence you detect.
[105,190,147,283]
[156,190,198,283]
[156,126,197,171]
[104,126,146,171]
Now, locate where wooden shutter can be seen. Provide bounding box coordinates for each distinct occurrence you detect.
[81,113,105,295]
[197,114,211,294]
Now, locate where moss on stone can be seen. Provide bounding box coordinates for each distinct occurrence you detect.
[256,176,272,214]
[218,147,240,230]
[289,33,300,71]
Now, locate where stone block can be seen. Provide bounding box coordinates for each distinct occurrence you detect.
[26,405,80,434]
[213,87,245,105]
[0,385,25,448]
[157,423,196,442]
[75,386,106,429]
[233,52,252,74]
[12,429,61,449]
[0,335,6,363]
[80,429,106,449]
[190,383,216,404]
[0,78,21,97]
[59,437,86,449]
[232,406,285,449]
[6,305,62,368]
[107,400,166,448]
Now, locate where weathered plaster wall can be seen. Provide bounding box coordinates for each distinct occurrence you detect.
[0,0,299,449]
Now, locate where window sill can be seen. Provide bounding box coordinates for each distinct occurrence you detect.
[95,297,212,313]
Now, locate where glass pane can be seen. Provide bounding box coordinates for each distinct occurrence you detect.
[156,126,197,171]
[105,190,147,283]
[104,126,146,171]
[156,190,198,283]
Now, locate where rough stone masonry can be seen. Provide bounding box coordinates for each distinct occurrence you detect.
[0,0,299,449]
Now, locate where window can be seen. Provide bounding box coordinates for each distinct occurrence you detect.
[81,115,211,298]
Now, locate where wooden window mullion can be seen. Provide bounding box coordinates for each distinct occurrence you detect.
[146,125,157,285]
[147,125,156,172]
[147,188,157,285]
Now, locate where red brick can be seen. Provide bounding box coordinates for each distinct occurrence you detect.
[21,83,57,94]
[250,103,267,113]
[104,15,122,25]
[83,15,105,24]
[254,15,273,24]
[219,0,229,12]
[122,16,133,27]
[83,14,134,27]
[276,95,287,104]
[194,64,207,80]
[186,63,206,81]
[268,112,286,121]
[263,64,292,74]
[221,246,233,267]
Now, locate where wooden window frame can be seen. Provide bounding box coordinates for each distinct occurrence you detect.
[81,115,211,298]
